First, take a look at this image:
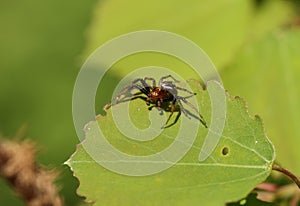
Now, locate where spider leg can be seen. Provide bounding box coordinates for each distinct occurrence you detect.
[161,99,176,129]
[104,78,151,111]
[175,86,196,95]
[176,96,208,128]
[103,85,134,110]
[144,77,156,88]
[115,84,142,99]
[148,104,163,115]
[114,77,151,101]
[146,97,151,106]
[176,98,192,119]
[132,78,151,92]
[159,74,180,85]
[157,100,161,107]
[111,84,148,107]
[113,78,150,101]
[163,110,181,129]
[103,86,147,112]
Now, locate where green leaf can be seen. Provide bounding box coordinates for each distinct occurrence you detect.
[250,0,294,40]
[83,0,253,71]
[66,81,275,205]
[221,28,300,175]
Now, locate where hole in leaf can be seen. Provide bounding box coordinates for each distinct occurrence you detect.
[222,146,229,156]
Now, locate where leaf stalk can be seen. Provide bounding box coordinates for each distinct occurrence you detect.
[272,164,300,189]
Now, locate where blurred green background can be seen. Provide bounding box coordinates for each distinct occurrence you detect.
[0,0,300,205]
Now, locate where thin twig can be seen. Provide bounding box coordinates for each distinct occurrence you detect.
[0,138,63,206]
[272,164,300,189]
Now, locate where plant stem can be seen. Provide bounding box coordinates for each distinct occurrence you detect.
[0,139,63,206]
[272,164,300,188]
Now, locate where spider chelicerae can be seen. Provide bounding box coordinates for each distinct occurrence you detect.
[104,75,208,129]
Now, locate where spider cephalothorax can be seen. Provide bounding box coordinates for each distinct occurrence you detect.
[104,75,207,129]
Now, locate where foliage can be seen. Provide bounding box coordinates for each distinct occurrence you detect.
[222,29,300,175]
[67,81,275,205]
[0,0,299,205]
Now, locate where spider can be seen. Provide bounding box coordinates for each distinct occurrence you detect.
[104,75,208,129]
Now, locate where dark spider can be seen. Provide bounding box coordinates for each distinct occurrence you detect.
[104,75,208,129]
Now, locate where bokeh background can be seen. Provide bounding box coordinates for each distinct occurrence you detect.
[0,0,300,205]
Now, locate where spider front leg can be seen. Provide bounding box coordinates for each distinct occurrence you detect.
[103,85,134,111]
[103,80,150,111]
[119,78,151,97]
[103,84,132,111]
